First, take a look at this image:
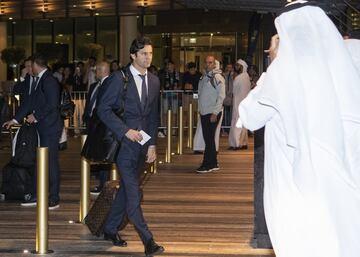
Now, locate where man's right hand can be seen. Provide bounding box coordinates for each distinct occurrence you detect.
[20,67,28,79]
[125,129,143,142]
[2,120,16,130]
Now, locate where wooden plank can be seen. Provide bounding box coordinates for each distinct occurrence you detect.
[0,135,275,257]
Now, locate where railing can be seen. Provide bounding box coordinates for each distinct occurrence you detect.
[67,90,232,134]
[0,90,233,139]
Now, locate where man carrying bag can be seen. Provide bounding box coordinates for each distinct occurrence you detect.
[95,36,164,256]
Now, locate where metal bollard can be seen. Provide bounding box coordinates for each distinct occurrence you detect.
[34,147,53,254]
[177,106,184,155]
[165,109,172,163]
[151,161,157,174]
[110,163,119,181]
[187,103,193,149]
[79,135,90,223]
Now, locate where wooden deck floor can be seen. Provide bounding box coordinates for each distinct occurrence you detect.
[0,134,275,257]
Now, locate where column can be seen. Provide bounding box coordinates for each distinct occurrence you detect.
[119,16,138,67]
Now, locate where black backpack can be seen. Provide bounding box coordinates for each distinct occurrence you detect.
[1,162,33,200]
[11,123,39,168]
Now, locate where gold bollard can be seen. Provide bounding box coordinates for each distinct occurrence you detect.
[187,103,193,149]
[165,109,172,163]
[110,163,119,181]
[151,161,157,174]
[79,135,90,223]
[177,106,184,155]
[34,147,53,254]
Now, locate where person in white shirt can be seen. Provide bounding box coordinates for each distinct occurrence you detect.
[237,2,360,257]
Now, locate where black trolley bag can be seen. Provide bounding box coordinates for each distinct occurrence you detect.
[1,123,38,200]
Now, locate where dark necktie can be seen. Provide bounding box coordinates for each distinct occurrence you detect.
[139,74,148,110]
[30,76,38,95]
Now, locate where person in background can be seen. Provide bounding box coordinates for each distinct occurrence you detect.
[52,63,64,84]
[228,59,251,150]
[110,60,120,73]
[3,53,63,210]
[196,56,225,173]
[221,63,234,135]
[83,56,97,91]
[83,62,111,196]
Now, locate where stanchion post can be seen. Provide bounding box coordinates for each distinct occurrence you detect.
[34,147,53,254]
[166,109,172,163]
[151,161,157,174]
[177,106,183,155]
[187,103,193,149]
[79,135,90,223]
[110,163,119,181]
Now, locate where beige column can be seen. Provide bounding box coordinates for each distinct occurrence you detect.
[119,16,138,66]
[0,22,7,82]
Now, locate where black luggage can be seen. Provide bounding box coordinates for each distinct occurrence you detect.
[1,162,32,200]
[11,123,39,168]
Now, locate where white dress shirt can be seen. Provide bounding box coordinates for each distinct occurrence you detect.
[129,64,148,101]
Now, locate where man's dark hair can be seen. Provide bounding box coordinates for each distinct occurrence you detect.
[89,56,96,62]
[129,36,152,55]
[187,62,196,69]
[31,53,48,68]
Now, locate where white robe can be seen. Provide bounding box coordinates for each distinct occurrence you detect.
[193,112,223,151]
[228,73,251,147]
[238,4,360,257]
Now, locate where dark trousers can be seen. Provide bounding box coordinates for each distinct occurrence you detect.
[36,131,61,202]
[104,151,153,245]
[201,112,222,167]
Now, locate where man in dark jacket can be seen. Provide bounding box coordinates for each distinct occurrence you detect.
[3,53,63,210]
[97,37,164,256]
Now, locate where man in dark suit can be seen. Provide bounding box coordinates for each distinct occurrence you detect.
[83,61,110,195]
[3,53,63,210]
[97,37,164,256]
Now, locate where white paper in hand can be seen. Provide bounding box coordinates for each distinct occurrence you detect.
[138,130,151,145]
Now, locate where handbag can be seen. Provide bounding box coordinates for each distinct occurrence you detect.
[81,70,128,163]
[60,89,75,119]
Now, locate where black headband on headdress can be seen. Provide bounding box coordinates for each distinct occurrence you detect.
[277,1,319,16]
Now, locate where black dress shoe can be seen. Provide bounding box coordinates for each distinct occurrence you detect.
[145,239,164,256]
[104,232,127,247]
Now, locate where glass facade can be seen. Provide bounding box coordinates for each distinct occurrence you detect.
[6,14,261,70]
[7,16,119,63]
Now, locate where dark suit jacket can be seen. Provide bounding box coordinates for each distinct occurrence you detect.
[97,67,160,158]
[15,70,62,136]
[13,74,31,104]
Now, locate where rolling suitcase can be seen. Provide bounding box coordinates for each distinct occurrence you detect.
[84,180,120,237]
[84,169,152,236]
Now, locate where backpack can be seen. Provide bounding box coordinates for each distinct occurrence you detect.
[11,123,39,168]
[1,162,33,200]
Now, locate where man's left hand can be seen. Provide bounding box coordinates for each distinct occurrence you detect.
[26,114,36,124]
[210,114,218,123]
[146,146,157,163]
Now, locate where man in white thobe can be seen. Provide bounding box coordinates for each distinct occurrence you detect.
[228,59,251,150]
[237,2,360,257]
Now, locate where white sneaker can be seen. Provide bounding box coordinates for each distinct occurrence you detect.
[157,131,166,138]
